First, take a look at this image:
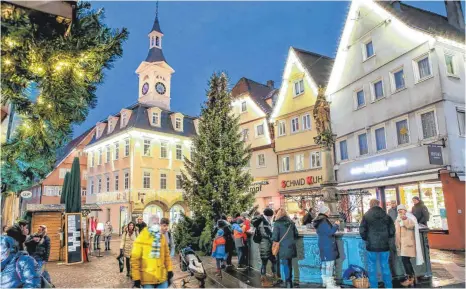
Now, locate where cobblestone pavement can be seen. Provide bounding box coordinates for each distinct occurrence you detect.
[430,249,465,288]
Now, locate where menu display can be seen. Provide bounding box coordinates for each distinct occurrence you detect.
[65,213,83,264]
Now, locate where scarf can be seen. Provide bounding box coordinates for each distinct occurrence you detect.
[148,225,161,259]
[397,213,424,266]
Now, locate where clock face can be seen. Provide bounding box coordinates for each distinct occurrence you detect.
[142,82,149,95]
[155,82,166,95]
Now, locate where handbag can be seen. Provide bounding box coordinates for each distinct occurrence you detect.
[272,224,291,256]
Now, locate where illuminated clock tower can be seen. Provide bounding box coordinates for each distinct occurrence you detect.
[136,8,174,109]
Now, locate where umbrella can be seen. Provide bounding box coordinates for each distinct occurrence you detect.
[60,172,70,204]
[65,157,81,213]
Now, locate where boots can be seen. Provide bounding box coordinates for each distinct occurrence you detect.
[325,277,340,289]
[321,276,327,288]
[272,274,281,285]
[261,276,273,287]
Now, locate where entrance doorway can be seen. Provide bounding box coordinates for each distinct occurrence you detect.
[170,204,185,225]
[143,204,163,227]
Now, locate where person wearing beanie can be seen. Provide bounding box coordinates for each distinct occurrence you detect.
[313,206,340,288]
[214,218,234,269]
[411,197,430,226]
[252,208,278,287]
[212,229,227,277]
[232,218,247,270]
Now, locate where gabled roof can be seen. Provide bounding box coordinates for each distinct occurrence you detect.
[145,47,166,63]
[55,127,95,167]
[87,103,198,146]
[376,1,465,43]
[231,77,275,114]
[150,17,163,34]
[291,47,334,88]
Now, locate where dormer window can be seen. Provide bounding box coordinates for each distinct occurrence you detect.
[121,114,127,127]
[96,127,101,138]
[152,112,159,126]
[171,113,184,132]
[175,118,181,130]
[108,121,112,134]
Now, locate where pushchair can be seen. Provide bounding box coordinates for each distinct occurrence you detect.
[179,246,207,288]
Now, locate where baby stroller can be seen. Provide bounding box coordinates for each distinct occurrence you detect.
[179,246,207,288]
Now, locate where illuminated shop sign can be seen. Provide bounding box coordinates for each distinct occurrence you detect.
[281,176,322,188]
[249,180,269,193]
[350,158,407,175]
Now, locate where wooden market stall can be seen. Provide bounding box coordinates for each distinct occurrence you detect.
[26,203,101,261]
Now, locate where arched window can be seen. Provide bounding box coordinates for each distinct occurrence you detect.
[156,36,160,47]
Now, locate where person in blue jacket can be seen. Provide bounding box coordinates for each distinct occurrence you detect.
[312,205,340,289]
[0,236,41,288]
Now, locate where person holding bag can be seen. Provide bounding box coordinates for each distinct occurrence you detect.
[120,222,138,277]
[272,208,299,288]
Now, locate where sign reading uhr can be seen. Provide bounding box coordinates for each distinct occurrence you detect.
[281,176,323,188]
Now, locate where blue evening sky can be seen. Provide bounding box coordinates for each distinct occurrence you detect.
[73,1,461,137]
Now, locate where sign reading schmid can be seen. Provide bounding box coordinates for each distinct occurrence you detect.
[281,176,322,189]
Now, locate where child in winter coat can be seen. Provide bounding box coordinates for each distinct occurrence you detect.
[212,229,227,277]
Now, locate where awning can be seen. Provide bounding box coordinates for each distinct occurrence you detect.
[6,1,75,19]
[26,203,101,213]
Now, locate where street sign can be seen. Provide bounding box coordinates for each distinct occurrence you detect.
[428,145,443,165]
[20,191,32,199]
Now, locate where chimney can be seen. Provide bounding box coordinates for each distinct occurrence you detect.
[390,1,401,12]
[445,1,465,30]
[266,80,274,88]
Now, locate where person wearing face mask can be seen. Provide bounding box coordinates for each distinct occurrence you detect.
[131,223,173,288]
[6,220,29,251]
[0,236,41,288]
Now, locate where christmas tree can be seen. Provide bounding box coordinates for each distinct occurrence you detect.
[182,72,254,247]
[1,2,128,193]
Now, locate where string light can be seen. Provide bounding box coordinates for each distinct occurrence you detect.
[4,59,12,66]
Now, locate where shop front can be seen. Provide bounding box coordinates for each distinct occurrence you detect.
[91,191,129,235]
[251,178,281,212]
[278,170,323,214]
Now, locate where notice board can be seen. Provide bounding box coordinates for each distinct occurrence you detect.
[65,213,83,264]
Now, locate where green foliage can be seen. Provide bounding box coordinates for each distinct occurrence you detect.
[173,214,206,253]
[199,223,213,254]
[181,72,254,227]
[65,157,81,213]
[60,172,70,204]
[1,2,128,193]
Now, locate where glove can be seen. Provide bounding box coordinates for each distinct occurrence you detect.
[167,271,174,284]
[133,280,141,288]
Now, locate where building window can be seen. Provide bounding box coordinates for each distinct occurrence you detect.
[444,53,457,76]
[143,171,151,189]
[278,120,286,136]
[295,154,304,171]
[374,127,386,151]
[114,174,119,191]
[293,79,305,97]
[81,189,86,197]
[302,114,311,130]
[364,40,374,59]
[176,174,182,190]
[340,140,348,161]
[257,154,266,168]
[59,168,71,179]
[396,119,410,145]
[414,55,432,82]
[358,133,368,155]
[390,68,405,92]
[160,142,168,158]
[176,144,182,160]
[114,142,119,160]
[96,127,101,138]
[98,148,102,165]
[156,36,160,47]
[106,175,110,192]
[121,114,127,127]
[152,112,159,126]
[241,129,249,141]
[420,110,437,139]
[160,173,167,190]
[282,156,290,172]
[143,139,151,156]
[372,80,384,100]
[256,124,264,137]
[457,109,465,136]
[241,101,247,113]
[106,145,110,163]
[90,153,94,167]
[98,177,102,193]
[356,89,365,108]
[124,172,129,190]
[310,151,321,168]
[175,117,182,130]
[90,179,94,195]
[291,117,299,133]
[124,139,130,157]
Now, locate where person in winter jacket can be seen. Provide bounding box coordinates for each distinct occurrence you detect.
[0,236,41,288]
[131,224,173,288]
[104,221,113,251]
[211,229,227,277]
[387,200,398,222]
[6,220,29,251]
[359,199,395,289]
[252,208,277,287]
[411,197,430,226]
[120,222,139,277]
[160,218,175,257]
[213,217,234,269]
[25,225,51,283]
[232,219,247,271]
[313,206,340,289]
[272,208,299,288]
[136,216,148,232]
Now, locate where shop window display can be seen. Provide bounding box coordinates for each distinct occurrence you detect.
[421,183,448,230]
[350,188,377,224]
[399,184,419,210]
[385,187,397,206]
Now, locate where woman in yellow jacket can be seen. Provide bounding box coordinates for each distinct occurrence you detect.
[131,224,173,288]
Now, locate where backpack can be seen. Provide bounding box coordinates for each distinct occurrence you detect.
[253,227,262,244]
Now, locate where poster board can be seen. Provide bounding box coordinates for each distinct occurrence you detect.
[65,213,83,264]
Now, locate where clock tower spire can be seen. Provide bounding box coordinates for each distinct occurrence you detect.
[136,1,174,109]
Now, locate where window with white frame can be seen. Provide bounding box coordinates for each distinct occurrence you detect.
[295,154,304,171]
[356,89,365,108]
[242,128,249,141]
[121,114,127,127]
[156,36,160,47]
[82,171,88,180]
[278,120,286,136]
[98,177,102,193]
[302,114,311,130]
[124,171,129,190]
[390,67,405,92]
[108,121,112,133]
[364,40,374,59]
[114,173,119,191]
[106,145,111,163]
[175,117,182,130]
[457,109,465,136]
[395,119,410,145]
[81,189,86,197]
[310,151,321,168]
[160,173,167,190]
[420,110,437,139]
[358,133,368,155]
[339,140,348,161]
[114,142,119,160]
[124,139,130,157]
[98,148,102,165]
[257,154,266,168]
[413,54,432,82]
[160,142,168,158]
[374,127,386,151]
[176,174,182,190]
[59,168,71,179]
[256,124,264,137]
[176,144,182,160]
[143,171,151,189]
[282,156,290,172]
[152,112,159,126]
[444,53,457,77]
[241,101,247,113]
[372,79,384,100]
[106,175,110,192]
[293,79,305,96]
[143,139,151,156]
[90,179,94,195]
[291,117,299,133]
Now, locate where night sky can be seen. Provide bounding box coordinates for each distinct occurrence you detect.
[73,1,461,137]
